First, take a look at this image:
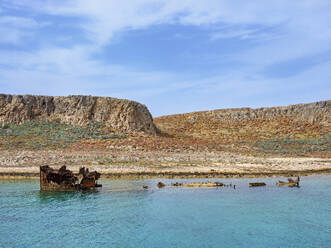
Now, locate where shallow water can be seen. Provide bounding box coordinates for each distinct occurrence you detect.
[0,176,330,248]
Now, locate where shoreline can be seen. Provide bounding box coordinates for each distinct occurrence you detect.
[1,168,330,179]
[1,150,330,179]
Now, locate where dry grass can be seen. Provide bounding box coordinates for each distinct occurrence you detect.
[0,120,125,150]
[0,113,330,158]
[154,113,330,157]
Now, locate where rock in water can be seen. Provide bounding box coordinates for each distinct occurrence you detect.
[157,182,166,188]
[0,94,157,134]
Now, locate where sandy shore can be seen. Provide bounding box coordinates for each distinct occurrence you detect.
[0,149,330,178]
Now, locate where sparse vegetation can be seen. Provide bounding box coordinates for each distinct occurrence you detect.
[0,120,126,150]
[154,113,330,157]
[0,108,329,158]
[254,135,331,156]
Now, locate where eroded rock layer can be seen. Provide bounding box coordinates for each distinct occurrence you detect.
[210,101,330,124]
[0,94,157,134]
[157,100,330,125]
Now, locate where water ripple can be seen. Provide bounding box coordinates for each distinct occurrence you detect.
[0,176,330,248]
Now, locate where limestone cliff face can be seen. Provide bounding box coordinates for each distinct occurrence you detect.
[0,94,157,134]
[155,100,330,137]
[162,100,329,125]
[210,100,330,124]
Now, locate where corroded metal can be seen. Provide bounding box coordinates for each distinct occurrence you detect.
[159,181,225,188]
[249,182,266,187]
[40,165,102,191]
[183,182,224,187]
[277,177,300,187]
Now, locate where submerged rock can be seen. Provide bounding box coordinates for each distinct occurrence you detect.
[157,182,165,188]
[172,182,183,186]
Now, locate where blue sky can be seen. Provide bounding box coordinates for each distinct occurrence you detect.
[0,0,330,116]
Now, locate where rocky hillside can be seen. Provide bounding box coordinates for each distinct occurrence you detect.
[155,101,330,135]
[0,96,329,157]
[154,101,330,156]
[0,94,157,134]
[157,100,330,126]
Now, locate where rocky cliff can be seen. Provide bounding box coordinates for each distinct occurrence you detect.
[0,94,157,134]
[157,100,330,125]
[154,100,330,143]
[205,100,330,124]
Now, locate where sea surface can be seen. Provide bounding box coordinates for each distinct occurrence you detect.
[0,176,330,248]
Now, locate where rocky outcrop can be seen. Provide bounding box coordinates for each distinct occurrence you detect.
[185,100,330,125]
[0,94,157,134]
[154,100,330,142]
[213,100,330,124]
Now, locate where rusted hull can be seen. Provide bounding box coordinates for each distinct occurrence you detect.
[277,177,300,187]
[249,182,266,187]
[40,165,102,191]
[183,182,224,187]
[277,182,299,187]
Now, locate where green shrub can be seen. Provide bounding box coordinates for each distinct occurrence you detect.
[255,134,331,156]
[0,123,10,130]
[0,120,125,150]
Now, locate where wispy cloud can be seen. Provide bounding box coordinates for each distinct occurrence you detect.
[0,16,39,28]
[3,1,314,44]
[9,0,330,58]
[0,16,48,44]
[210,28,258,40]
[0,45,181,98]
[0,0,330,115]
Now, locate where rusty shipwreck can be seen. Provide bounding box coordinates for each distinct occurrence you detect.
[277,177,300,187]
[40,165,102,191]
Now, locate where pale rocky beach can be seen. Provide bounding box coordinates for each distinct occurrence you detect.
[0,149,330,178]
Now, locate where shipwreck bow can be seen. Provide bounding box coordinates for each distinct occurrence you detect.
[40,165,102,191]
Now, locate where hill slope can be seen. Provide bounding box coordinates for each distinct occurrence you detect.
[154,100,330,156]
[0,100,330,176]
[0,97,329,157]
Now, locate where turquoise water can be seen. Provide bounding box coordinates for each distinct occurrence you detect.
[0,176,330,248]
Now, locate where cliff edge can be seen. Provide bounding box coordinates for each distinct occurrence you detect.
[156,100,330,125]
[155,100,330,143]
[0,94,157,134]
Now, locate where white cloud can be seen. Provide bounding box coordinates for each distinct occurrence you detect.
[0,0,330,115]
[210,28,260,40]
[0,45,181,98]
[0,16,48,44]
[0,27,30,44]
[8,0,330,61]
[9,0,327,44]
[0,16,39,28]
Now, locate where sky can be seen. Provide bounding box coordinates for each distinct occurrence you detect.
[0,0,330,117]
